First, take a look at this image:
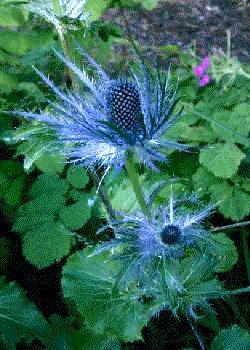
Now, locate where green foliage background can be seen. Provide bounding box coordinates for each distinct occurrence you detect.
[0,0,250,349]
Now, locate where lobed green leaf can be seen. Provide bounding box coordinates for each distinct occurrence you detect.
[199,142,245,179]
[0,277,51,348]
[23,221,74,268]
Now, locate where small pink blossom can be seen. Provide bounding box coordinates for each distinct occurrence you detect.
[199,73,210,87]
[193,56,210,87]
[193,65,204,77]
[201,56,210,70]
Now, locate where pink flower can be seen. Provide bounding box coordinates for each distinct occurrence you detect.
[201,56,210,70]
[193,65,204,77]
[193,56,210,87]
[199,73,210,87]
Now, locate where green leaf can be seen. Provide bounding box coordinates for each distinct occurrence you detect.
[194,101,214,115]
[13,192,66,233]
[211,109,250,144]
[0,32,32,56]
[67,164,89,189]
[187,107,250,147]
[4,173,26,206]
[0,113,12,135]
[4,122,60,171]
[2,122,45,144]
[210,183,250,221]
[229,102,250,137]
[200,143,245,179]
[84,0,112,22]
[13,193,65,232]
[13,211,55,232]
[61,248,153,342]
[133,0,161,10]
[69,187,108,221]
[17,82,46,102]
[211,324,250,350]
[0,5,25,27]
[28,173,69,198]
[15,139,57,171]
[12,192,66,233]
[59,195,91,230]
[0,238,11,275]
[23,221,74,268]
[35,153,66,174]
[211,233,238,273]
[45,314,75,350]
[12,172,73,265]
[0,68,17,92]
[180,254,223,302]
[222,189,250,221]
[157,182,187,201]
[0,172,11,198]
[73,327,123,350]
[168,119,215,143]
[108,177,139,213]
[0,160,23,178]
[16,192,66,217]
[192,166,223,196]
[0,277,51,349]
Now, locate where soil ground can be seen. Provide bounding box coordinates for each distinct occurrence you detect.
[101,0,250,71]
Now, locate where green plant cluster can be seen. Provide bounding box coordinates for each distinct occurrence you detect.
[1,0,250,350]
[12,164,105,268]
[168,62,250,221]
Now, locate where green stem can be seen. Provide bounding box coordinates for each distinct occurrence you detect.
[125,150,150,218]
[242,228,250,285]
[87,169,116,222]
[183,105,250,147]
[226,29,231,61]
[57,26,79,96]
[212,220,250,232]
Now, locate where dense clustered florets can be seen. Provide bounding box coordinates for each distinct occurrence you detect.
[160,224,181,245]
[106,80,141,133]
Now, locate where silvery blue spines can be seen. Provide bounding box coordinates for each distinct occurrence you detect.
[18,43,187,176]
[22,0,90,28]
[90,189,217,287]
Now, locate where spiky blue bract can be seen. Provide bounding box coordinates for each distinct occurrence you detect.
[16,43,188,175]
[90,191,218,289]
[23,0,90,28]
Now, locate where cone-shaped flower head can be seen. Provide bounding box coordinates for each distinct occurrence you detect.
[106,80,141,133]
[17,43,187,175]
[91,189,217,287]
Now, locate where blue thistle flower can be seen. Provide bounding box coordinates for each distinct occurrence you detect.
[91,190,217,287]
[16,43,187,176]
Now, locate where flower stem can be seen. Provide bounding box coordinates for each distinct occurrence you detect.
[212,220,250,232]
[125,150,150,218]
[187,315,205,350]
[242,228,250,285]
[87,169,116,222]
[57,26,79,96]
